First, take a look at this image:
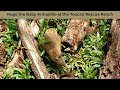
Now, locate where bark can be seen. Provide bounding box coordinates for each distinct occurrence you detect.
[17,19,51,79]
[62,19,90,51]
[0,43,6,65]
[99,19,120,79]
[62,19,97,52]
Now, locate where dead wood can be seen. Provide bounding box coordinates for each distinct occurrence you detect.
[62,19,97,52]
[6,48,24,76]
[99,19,120,79]
[30,20,40,37]
[0,43,6,65]
[17,19,52,79]
[0,69,3,79]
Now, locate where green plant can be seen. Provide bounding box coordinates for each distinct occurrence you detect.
[36,19,111,79]
[3,58,35,79]
[1,19,110,79]
[76,19,110,79]
[0,19,18,60]
[35,19,71,74]
[1,19,35,79]
[48,19,70,37]
[60,19,111,79]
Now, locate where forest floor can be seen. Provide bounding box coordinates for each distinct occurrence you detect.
[0,19,114,79]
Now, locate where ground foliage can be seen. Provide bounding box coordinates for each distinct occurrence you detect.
[0,19,111,79]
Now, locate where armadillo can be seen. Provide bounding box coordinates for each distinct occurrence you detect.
[43,28,67,67]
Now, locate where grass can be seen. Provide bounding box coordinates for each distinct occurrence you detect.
[3,58,35,79]
[35,19,71,74]
[0,19,111,79]
[36,19,111,79]
[64,19,110,79]
[0,19,35,79]
[0,19,18,60]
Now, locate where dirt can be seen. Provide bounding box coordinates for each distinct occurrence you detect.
[99,19,120,79]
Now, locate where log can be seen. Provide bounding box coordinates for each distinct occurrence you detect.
[17,19,51,79]
[99,19,120,79]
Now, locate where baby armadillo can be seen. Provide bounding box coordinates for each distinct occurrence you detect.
[43,28,67,67]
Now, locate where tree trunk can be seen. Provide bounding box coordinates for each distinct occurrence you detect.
[99,19,120,79]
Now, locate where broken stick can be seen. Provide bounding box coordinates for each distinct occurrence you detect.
[17,19,51,79]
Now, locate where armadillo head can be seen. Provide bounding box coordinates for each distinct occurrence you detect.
[55,56,68,67]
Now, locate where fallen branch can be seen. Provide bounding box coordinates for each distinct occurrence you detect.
[17,19,51,79]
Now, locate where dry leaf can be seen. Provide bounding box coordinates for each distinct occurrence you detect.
[0,70,3,79]
[0,43,6,65]
[30,20,40,37]
[6,48,24,74]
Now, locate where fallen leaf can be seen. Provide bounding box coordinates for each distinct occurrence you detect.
[6,48,24,75]
[0,43,6,65]
[30,20,40,37]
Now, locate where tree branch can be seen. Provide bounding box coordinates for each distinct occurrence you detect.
[17,19,51,79]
